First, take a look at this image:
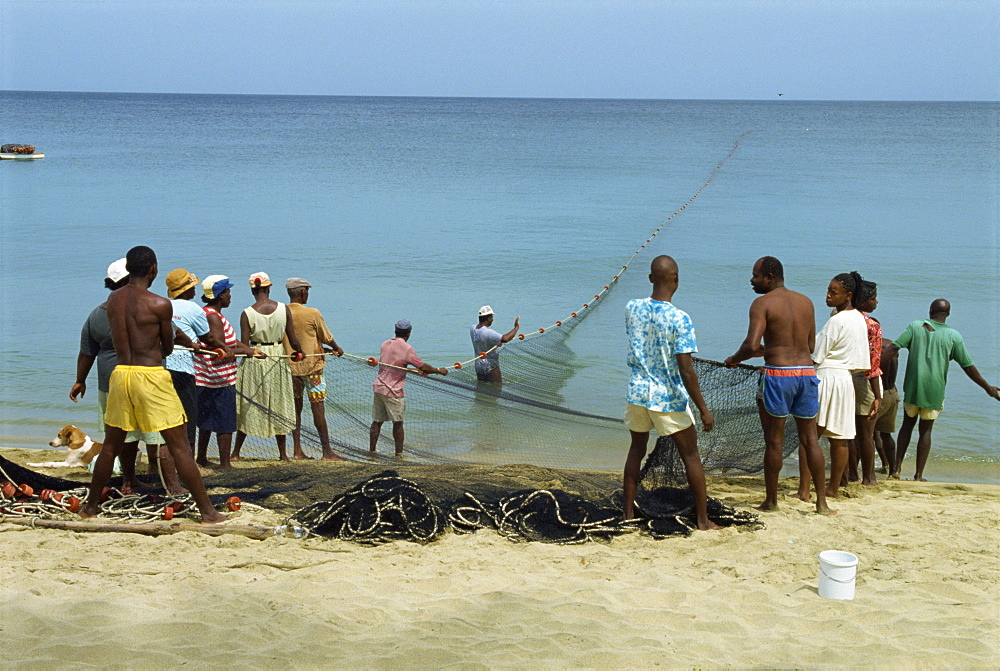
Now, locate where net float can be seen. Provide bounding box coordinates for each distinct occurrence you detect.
[226,496,241,511]
[367,357,378,366]
[453,362,462,369]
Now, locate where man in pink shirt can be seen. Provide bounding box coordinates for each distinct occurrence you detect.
[370,319,448,456]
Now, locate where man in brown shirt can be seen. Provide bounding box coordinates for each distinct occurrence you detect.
[285,277,344,460]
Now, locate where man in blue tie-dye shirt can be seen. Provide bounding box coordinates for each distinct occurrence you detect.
[622,255,718,531]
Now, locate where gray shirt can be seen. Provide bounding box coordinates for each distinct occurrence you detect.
[80,304,116,392]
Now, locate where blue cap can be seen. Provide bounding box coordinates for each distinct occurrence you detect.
[202,274,235,300]
[395,319,412,331]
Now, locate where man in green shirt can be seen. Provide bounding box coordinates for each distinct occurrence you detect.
[883,299,999,481]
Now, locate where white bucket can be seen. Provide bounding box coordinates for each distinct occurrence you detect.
[817,550,858,600]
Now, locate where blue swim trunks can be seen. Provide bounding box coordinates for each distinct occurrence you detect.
[758,365,820,419]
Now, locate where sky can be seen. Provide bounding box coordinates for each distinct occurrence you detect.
[2,0,997,100]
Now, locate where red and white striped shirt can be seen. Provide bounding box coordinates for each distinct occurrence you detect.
[194,307,238,387]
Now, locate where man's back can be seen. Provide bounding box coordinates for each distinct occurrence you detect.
[896,319,973,410]
[757,286,815,366]
[107,285,171,366]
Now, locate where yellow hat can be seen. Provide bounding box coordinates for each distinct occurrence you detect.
[165,268,199,299]
[249,272,272,288]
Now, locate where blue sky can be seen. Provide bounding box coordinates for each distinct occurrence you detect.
[2,0,997,100]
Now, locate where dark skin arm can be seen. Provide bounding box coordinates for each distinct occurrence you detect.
[677,353,714,431]
[725,300,766,366]
[499,317,521,344]
[70,353,97,402]
[881,341,900,370]
[212,311,258,358]
[962,365,1000,400]
[415,362,449,376]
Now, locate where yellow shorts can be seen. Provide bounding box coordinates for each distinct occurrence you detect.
[624,403,695,437]
[903,402,941,421]
[104,366,186,434]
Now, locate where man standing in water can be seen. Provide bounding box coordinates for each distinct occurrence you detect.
[471,306,520,384]
[81,246,226,523]
[622,255,718,530]
[883,299,999,481]
[725,256,833,514]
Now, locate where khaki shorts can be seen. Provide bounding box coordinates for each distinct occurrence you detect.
[104,366,185,435]
[874,386,899,433]
[853,372,878,415]
[372,393,406,423]
[624,403,695,437]
[904,402,941,421]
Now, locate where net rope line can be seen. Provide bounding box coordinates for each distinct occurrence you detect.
[175,130,761,374]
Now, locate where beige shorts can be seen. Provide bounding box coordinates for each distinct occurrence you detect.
[853,372,879,415]
[372,393,406,423]
[904,402,941,421]
[874,386,899,433]
[624,403,695,437]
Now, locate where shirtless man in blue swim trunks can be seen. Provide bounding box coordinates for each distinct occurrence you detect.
[725,257,833,514]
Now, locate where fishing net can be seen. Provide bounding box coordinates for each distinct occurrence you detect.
[206,131,803,487]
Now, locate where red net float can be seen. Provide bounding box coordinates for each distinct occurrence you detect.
[290,352,305,363]
[367,357,378,366]
[583,303,589,308]
[571,312,577,317]
[613,276,619,281]
[555,321,562,326]
[1,481,17,498]
[517,334,525,340]
[604,286,609,290]
[538,328,545,333]
[453,362,463,370]
[40,489,55,502]
[17,484,34,497]
[479,352,487,359]
[162,506,174,520]
[66,496,81,513]
[50,492,64,504]
[226,496,241,511]
[594,295,600,299]
[212,348,227,361]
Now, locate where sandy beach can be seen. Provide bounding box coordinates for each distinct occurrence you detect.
[1,447,998,669]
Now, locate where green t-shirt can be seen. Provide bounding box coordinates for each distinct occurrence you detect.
[894,319,973,411]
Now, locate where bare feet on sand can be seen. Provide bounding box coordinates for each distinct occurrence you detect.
[321,453,346,461]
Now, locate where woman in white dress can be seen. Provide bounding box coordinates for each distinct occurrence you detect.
[799,271,870,500]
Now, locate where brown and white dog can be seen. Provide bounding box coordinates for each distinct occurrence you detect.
[28,425,103,469]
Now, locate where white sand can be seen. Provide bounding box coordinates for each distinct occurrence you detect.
[1,450,998,668]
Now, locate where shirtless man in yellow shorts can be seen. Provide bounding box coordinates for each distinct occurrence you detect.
[80,246,226,523]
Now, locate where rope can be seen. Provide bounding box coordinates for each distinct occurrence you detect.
[168,132,757,372]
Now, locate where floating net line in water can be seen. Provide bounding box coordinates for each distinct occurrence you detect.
[211,130,805,485]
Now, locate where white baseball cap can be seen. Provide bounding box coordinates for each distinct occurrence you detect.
[106,258,128,283]
[478,305,494,317]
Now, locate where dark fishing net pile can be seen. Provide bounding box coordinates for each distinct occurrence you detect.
[281,470,762,544]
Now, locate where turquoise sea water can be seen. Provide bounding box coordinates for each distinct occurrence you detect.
[1,92,997,482]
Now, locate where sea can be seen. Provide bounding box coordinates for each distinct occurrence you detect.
[1,91,997,483]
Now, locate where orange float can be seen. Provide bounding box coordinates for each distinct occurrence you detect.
[226,496,241,511]
[18,484,34,497]
[453,362,463,369]
[367,357,378,366]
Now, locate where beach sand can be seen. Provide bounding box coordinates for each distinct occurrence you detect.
[1,447,997,668]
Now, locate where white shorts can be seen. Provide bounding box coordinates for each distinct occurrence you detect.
[816,368,856,440]
[624,403,695,437]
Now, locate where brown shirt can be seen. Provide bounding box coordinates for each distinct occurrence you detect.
[285,303,334,376]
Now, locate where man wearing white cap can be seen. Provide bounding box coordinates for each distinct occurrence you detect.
[370,319,448,456]
[470,305,520,383]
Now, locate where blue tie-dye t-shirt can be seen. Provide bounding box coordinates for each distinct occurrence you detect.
[625,298,698,412]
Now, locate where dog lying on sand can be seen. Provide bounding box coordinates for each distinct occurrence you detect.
[28,425,123,475]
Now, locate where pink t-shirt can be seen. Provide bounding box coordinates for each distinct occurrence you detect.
[372,337,424,398]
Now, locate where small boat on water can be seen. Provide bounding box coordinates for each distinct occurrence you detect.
[0,144,44,159]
